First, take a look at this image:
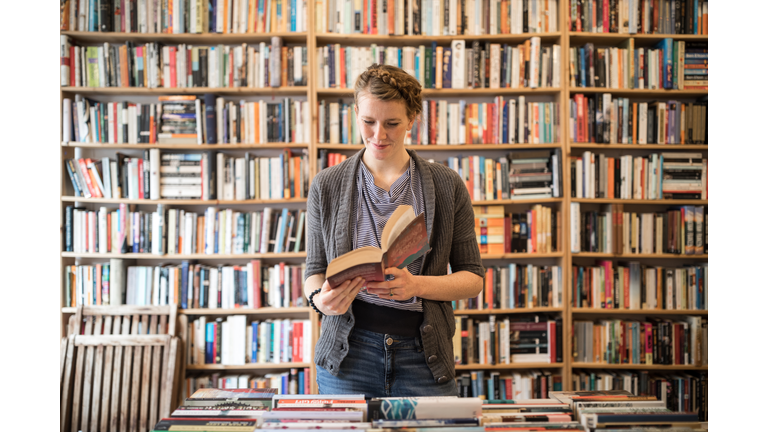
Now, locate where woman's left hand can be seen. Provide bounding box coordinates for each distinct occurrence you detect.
[365,267,420,300]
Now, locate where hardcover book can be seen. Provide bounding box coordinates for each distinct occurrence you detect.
[325,205,429,288]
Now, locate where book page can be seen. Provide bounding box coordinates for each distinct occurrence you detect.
[383,215,429,270]
[381,205,416,250]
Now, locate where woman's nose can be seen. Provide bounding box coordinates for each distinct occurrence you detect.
[372,123,386,140]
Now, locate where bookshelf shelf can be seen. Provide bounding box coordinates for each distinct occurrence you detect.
[186,362,312,371]
[63,142,310,150]
[61,196,308,205]
[570,143,708,151]
[180,307,312,316]
[569,88,708,97]
[454,307,564,315]
[472,198,563,205]
[61,252,307,259]
[480,252,564,259]
[572,309,708,316]
[317,88,562,96]
[570,198,708,205]
[61,30,309,44]
[318,143,565,151]
[572,253,708,259]
[456,363,564,370]
[62,86,309,96]
[572,363,708,371]
[316,32,562,45]
[569,32,708,45]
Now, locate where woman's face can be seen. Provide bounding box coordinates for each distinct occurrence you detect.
[355,92,415,162]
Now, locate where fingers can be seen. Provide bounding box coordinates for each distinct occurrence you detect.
[318,277,365,315]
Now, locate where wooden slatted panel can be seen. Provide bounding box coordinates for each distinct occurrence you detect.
[149,316,162,430]
[61,335,75,432]
[119,317,132,432]
[139,316,158,432]
[71,316,92,432]
[80,316,99,432]
[129,337,143,432]
[168,306,177,336]
[159,337,178,419]
[100,316,119,432]
[88,316,109,432]
[60,337,68,385]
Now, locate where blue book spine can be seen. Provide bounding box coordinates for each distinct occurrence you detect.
[282,375,288,395]
[276,208,289,253]
[487,377,493,400]
[291,0,297,31]
[693,0,699,34]
[579,47,586,87]
[298,370,305,394]
[180,261,189,309]
[132,213,139,253]
[431,42,438,88]
[500,46,507,88]
[329,45,335,88]
[664,39,673,88]
[222,105,228,143]
[499,378,506,399]
[252,321,258,362]
[205,322,214,363]
[214,212,219,253]
[502,100,508,144]
[442,48,452,89]
[398,48,402,69]
[477,371,485,397]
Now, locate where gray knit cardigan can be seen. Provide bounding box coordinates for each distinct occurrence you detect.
[305,149,485,384]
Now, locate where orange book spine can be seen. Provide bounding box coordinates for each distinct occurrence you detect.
[197,216,204,254]
[168,0,173,33]
[223,0,229,33]
[120,46,129,87]
[70,266,77,307]
[281,46,288,87]
[294,157,301,198]
[485,268,493,309]
[607,157,614,199]
[388,0,395,34]
[680,104,686,144]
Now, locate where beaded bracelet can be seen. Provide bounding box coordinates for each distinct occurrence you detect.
[308,287,324,316]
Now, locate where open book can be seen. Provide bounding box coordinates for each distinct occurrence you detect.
[326,205,430,288]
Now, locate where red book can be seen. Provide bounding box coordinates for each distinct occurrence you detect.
[107,213,112,252]
[77,158,98,197]
[137,158,144,199]
[339,48,346,89]
[363,0,368,34]
[549,321,556,364]
[504,215,511,253]
[371,0,377,34]
[623,268,630,309]
[291,266,301,305]
[602,260,613,309]
[187,47,193,85]
[388,0,394,34]
[69,46,76,87]
[429,100,437,144]
[169,47,177,87]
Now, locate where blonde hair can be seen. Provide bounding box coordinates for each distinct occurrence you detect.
[353,64,423,122]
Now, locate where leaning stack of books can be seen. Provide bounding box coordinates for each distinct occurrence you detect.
[369,396,483,431]
[262,394,370,429]
[152,388,276,431]
[550,390,705,431]
[483,400,584,431]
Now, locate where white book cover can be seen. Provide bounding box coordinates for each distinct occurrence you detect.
[489,44,500,89]
[451,40,465,89]
[228,315,246,365]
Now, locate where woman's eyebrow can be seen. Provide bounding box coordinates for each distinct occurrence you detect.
[360,116,402,121]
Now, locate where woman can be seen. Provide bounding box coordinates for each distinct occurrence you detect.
[303,64,485,398]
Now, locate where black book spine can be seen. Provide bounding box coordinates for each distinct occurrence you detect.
[100,0,112,32]
[204,94,217,144]
[522,0,528,32]
[143,149,150,197]
[65,205,73,252]
[132,0,138,32]
[215,318,223,363]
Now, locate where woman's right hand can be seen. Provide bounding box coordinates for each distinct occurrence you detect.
[314,277,366,316]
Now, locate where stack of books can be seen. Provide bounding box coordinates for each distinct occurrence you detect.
[482,399,580,429]
[153,388,276,431]
[262,394,370,427]
[369,396,483,431]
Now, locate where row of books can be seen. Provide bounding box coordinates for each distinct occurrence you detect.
[317,98,561,146]
[448,150,563,200]
[573,317,708,366]
[474,205,561,254]
[456,264,564,310]
[457,370,563,400]
[318,0,559,35]
[570,370,707,419]
[61,37,303,88]
[571,262,708,310]
[570,94,708,145]
[318,39,560,90]
[64,259,306,308]
[61,0,308,34]
[187,316,312,365]
[65,150,307,201]
[568,0,709,35]
[64,205,306,255]
[570,205,708,256]
[455,315,563,365]
[185,369,312,398]
[570,152,707,200]
[570,40,708,90]
[63,95,310,144]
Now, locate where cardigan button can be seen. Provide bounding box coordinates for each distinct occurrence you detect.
[428,355,437,363]
[437,376,448,384]
[423,325,433,333]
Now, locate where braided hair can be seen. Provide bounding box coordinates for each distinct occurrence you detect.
[354,64,423,122]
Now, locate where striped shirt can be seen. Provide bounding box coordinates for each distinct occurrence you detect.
[353,156,424,311]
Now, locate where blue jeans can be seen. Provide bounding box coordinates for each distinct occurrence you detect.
[316,327,458,398]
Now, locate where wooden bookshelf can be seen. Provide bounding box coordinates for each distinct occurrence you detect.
[63,142,310,149]
[572,363,708,371]
[59,0,708,401]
